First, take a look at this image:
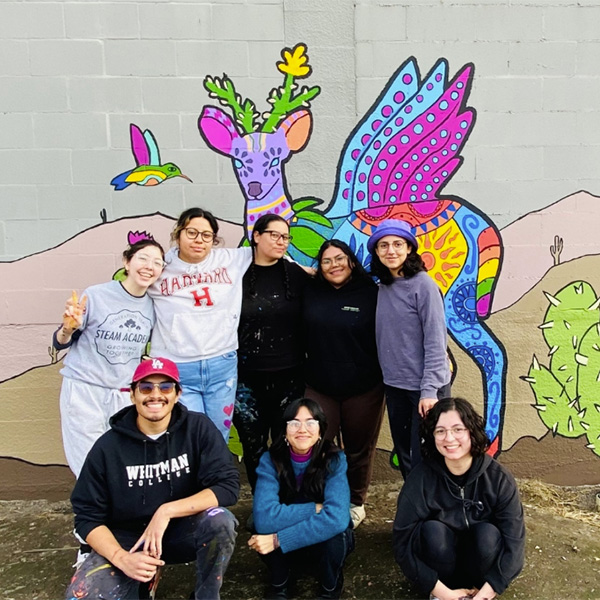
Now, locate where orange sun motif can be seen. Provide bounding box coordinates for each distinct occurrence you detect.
[417,220,468,293]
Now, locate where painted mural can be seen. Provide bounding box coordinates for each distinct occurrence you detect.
[1,43,599,497]
[199,45,507,454]
[110,124,192,191]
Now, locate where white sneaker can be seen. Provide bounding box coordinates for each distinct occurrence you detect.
[72,549,90,569]
[349,503,366,528]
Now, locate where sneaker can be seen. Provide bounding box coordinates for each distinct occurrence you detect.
[264,583,288,599]
[318,572,343,599]
[349,503,366,529]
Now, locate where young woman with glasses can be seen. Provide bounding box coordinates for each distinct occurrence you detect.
[52,239,165,478]
[367,219,451,480]
[248,398,353,600]
[393,397,525,600]
[148,207,254,441]
[234,214,309,491]
[302,239,384,528]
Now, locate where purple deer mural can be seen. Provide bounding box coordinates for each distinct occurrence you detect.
[198,44,507,455]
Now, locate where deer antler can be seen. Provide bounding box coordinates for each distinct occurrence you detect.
[261,44,321,133]
[203,74,260,134]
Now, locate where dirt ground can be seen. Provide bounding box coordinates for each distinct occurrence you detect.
[1,464,599,600]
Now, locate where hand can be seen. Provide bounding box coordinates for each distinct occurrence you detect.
[315,503,323,514]
[130,506,171,559]
[112,548,164,583]
[62,291,87,331]
[248,534,275,555]
[432,580,476,600]
[418,397,438,418]
[472,582,496,600]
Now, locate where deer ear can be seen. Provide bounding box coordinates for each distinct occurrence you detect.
[198,106,240,157]
[280,110,312,153]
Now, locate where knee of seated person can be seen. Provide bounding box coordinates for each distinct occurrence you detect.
[196,507,237,539]
[420,520,455,555]
[471,522,502,555]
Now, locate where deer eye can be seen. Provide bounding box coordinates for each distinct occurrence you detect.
[234,159,243,169]
[269,157,280,168]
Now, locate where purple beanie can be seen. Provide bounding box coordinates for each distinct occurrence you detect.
[366,219,418,253]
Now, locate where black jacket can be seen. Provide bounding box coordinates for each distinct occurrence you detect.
[393,454,525,595]
[303,275,382,396]
[71,403,239,540]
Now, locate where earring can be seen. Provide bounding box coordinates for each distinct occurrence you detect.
[285,437,290,446]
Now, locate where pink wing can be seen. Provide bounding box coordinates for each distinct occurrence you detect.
[130,124,150,166]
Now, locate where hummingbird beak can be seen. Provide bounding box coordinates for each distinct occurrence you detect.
[178,174,193,183]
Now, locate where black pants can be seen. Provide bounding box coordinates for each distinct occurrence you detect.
[416,520,502,592]
[259,527,354,592]
[234,366,305,491]
[385,383,450,479]
[65,508,237,600]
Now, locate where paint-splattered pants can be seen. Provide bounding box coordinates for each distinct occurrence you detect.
[234,366,304,491]
[65,507,237,600]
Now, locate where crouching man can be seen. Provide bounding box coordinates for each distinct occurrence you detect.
[66,357,239,600]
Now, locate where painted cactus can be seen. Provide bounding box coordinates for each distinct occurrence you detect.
[524,281,600,456]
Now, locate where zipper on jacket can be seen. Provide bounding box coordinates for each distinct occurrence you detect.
[460,487,470,528]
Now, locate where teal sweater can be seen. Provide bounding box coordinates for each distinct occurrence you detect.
[253,451,350,553]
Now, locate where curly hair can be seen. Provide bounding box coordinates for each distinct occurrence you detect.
[420,397,490,460]
[170,207,220,246]
[314,239,371,285]
[269,398,341,505]
[369,240,426,285]
[248,213,294,300]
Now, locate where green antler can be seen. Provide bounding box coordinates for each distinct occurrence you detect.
[261,43,321,133]
[203,74,260,134]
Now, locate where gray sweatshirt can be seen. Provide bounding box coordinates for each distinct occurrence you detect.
[375,271,450,398]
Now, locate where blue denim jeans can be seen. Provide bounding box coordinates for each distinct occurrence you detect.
[176,352,238,441]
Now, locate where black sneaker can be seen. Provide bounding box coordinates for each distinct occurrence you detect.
[264,583,288,599]
[318,573,343,599]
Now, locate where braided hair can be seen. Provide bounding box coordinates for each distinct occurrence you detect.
[248,213,294,300]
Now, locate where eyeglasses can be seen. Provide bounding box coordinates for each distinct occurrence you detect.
[262,230,292,243]
[376,240,407,253]
[183,228,216,243]
[286,418,320,433]
[137,381,177,395]
[321,254,348,268]
[433,426,468,440]
[133,253,165,270]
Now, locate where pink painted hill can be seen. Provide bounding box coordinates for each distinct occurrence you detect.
[0,214,243,383]
[492,191,600,312]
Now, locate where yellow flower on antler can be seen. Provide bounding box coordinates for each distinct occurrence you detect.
[277,44,311,78]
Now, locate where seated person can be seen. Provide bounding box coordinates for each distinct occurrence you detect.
[65,357,239,600]
[393,397,525,600]
[248,398,353,600]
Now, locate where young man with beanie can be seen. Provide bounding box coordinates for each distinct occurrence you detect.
[66,357,240,600]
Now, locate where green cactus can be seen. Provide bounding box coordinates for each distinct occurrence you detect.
[523,281,600,456]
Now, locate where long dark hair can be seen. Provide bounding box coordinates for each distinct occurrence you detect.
[170,207,220,245]
[248,213,293,300]
[369,239,426,284]
[315,239,371,286]
[420,397,490,460]
[269,398,341,504]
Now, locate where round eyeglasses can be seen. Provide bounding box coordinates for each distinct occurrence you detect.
[433,426,468,440]
[137,381,177,395]
[376,240,407,253]
[262,230,292,243]
[183,228,216,243]
[132,253,165,270]
[286,418,320,433]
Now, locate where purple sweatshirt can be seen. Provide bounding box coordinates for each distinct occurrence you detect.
[375,271,450,399]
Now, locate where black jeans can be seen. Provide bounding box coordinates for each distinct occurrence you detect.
[234,366,305,491]
[416,520,502,592]
[259,526,354,592]
[65,508,237,600]
[385,383,450,479]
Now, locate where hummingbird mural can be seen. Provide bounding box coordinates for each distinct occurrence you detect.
[110,124,192,191]
[199,44,508,457]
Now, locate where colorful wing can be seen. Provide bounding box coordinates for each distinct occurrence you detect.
[328,58,475,218]
[143,129,161,166]
[130,124,150,166]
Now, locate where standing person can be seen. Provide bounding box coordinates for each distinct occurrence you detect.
[393,398,525,600]
[367,219,451,479]
[303,239,384,529]
[52,239,165,478]
[65,357,240,600]
[149,207,253,441]
[248,398,353,600]
[234,214,309,491]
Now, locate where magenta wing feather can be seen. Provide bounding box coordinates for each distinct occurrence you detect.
[130,124,150,166]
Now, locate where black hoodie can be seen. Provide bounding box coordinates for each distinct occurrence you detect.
[393,454,525,596]
[71,403,239,541]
